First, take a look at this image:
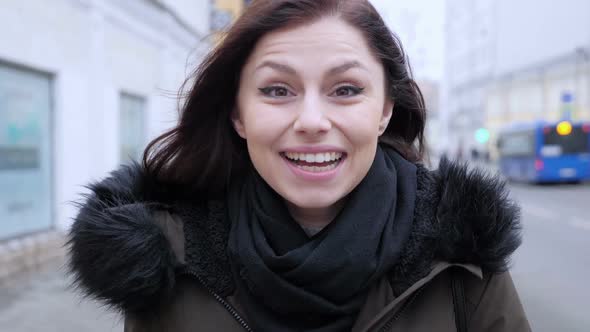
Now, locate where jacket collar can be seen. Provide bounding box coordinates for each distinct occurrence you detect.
[67,159,521,314]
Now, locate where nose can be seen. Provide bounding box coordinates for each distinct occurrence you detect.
[293,94,331,135]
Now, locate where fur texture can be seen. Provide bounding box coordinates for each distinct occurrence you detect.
[435,158,522,272]
[177,200,235,297]
[67,160,522,314]
[67,164,177,314]
[389,163,440,295]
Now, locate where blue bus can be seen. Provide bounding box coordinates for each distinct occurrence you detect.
[497,121,590,183]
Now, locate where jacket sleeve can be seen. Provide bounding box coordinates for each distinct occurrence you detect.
[467,271,531,332]
[124,316,147,332]
[124,315,167,332]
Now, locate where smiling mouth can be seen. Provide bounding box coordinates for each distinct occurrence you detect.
[280,151,346,172]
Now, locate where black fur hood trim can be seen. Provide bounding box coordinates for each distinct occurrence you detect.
[67,159,522,314]
[66,164,178,314]
[435,158,522,273]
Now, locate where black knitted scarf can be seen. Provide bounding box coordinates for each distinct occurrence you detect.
[226,146,417,332]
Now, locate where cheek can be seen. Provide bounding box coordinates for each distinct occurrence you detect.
[245,111,286,142]
[241,105,292,159]
[336,104,384,144]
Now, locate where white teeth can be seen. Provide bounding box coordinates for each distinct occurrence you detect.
[284,151,344,163]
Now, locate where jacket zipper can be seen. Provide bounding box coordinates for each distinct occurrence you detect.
[182,266,426,332]
[182,268,254,332]
[377,287,425,332]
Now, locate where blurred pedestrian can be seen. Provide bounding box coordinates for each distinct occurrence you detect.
[67,1,530,331]
[471,148,479,161]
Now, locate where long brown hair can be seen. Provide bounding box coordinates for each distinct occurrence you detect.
[143,0,426,197]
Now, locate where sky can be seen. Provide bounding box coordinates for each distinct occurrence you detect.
[370,0,445,82]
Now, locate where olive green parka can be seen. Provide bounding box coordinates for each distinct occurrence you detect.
[68,159,530,331]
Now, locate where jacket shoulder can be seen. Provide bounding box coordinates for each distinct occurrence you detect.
[464,271,531,331]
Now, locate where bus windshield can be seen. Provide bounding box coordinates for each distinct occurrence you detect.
[543,127,589,155]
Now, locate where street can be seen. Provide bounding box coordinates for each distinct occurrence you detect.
[509,181,590,332]
[0,181,588,331]
[0,261,121,332]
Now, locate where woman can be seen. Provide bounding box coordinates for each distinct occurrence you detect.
[68,0,530,331]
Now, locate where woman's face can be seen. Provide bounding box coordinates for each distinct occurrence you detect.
[234,16,393,219]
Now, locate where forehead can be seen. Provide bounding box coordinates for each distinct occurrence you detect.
[246,16,379,68]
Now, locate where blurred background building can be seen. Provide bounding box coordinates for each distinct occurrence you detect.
[418,80,441,161]
[210,0,251,42]
[211,0,248,25]
[444,0,590,160]
[371,0,445,163]
[0,0,210,278]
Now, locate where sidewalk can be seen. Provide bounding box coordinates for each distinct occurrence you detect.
[0,257,122,332]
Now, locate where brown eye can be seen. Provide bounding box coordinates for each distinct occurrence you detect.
[259,86,293,98]
[333,86,364,97]
[274,87,288,97]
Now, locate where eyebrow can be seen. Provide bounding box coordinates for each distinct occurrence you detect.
[328,61,367,75]
[255,61,296,74]
[254,60,367,75]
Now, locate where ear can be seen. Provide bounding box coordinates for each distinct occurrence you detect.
[231,108,247,139]
[378,99,394,136]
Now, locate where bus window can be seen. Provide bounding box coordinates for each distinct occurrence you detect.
[498,132,535,157]
[540,145,562,157]
[543,127,589,155]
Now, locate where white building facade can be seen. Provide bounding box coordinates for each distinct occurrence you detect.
[444,0,496,158]
[371,0,445,161]
[0,0,210,274]
[444,0,590,159]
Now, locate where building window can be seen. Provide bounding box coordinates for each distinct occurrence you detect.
[0,62,53,239]
[119,93,146,164]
